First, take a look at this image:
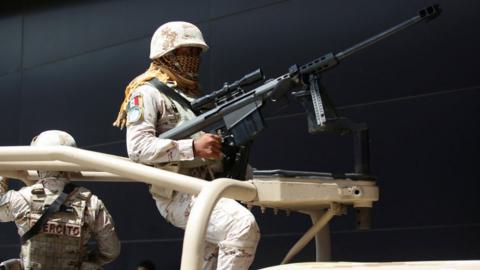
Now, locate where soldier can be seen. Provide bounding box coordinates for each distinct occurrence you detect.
[0,130,121,270]
[113,21,260,270]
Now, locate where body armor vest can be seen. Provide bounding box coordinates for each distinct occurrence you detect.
[21,183,92,270]
[152,81,197,136]
[152,82,213,171]
[148,82,220,200]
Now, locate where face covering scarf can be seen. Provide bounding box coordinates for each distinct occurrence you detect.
[113,53,201,129]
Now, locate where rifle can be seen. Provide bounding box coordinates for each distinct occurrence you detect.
[160,5,441,179]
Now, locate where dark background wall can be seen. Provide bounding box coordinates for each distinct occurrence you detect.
[1,0,479,269]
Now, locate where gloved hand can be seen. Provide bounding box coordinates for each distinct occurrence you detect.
[0,177,8,194]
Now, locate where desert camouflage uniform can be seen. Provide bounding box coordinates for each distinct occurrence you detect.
[0,177,120,269]
[126,82,260,270]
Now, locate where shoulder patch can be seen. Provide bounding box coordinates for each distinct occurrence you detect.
[126,92,144,125]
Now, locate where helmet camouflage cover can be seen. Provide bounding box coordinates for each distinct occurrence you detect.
[150,21,209,59]
[30,130,77,179]
[30,130,77,148]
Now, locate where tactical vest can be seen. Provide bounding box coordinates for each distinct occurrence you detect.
[148,82,220,200]
[152,82,215,173]
[21,183,92,270]
[154,83,197,136]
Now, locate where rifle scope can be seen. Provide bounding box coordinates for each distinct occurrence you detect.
[192,68,264,110]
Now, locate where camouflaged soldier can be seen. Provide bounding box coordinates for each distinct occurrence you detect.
[0,130,120,270]
[113,21,260,270]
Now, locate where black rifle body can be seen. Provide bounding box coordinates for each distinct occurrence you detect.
[158,5,441,178]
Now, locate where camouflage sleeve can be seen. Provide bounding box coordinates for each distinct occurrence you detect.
[0,177,8,194]
[0,192,15,222]
[0,187,31,237]
[126,85,194,165]
[87,196,121,265]
[0,177,14,222]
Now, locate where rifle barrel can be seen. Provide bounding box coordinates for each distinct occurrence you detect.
[159,5,441,140]
[336,5,440,61]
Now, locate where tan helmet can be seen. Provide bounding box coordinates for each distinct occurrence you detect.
[31,130,77,148]
[31,130,77,179]
[150,21,209,60]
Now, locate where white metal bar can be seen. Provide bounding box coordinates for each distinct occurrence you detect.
[0,146,206,195]
[0,170,132,183]
[70,172,133,182]
[0,145,377,269]
[308,210,331,261]
[281,205,337,264]
[181,178,257,270]
[0,146,261,270]
[0,161,89,171]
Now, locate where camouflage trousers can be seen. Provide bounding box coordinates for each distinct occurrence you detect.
[153,191,260,270]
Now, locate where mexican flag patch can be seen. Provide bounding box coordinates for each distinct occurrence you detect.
[126,93,144,125]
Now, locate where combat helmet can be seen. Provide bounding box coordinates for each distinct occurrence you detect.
[31,130,77,178]
[149,21,209,60]
[31,130,77,148]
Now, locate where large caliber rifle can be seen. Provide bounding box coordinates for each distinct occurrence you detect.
[160,5,441,179]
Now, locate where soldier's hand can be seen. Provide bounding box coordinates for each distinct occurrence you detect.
[193,133,222,160]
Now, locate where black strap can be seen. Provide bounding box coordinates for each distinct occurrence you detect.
[148,78,196,113]
[21,183,76,243]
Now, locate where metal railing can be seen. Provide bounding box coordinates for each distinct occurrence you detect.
[0,145,255,270]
